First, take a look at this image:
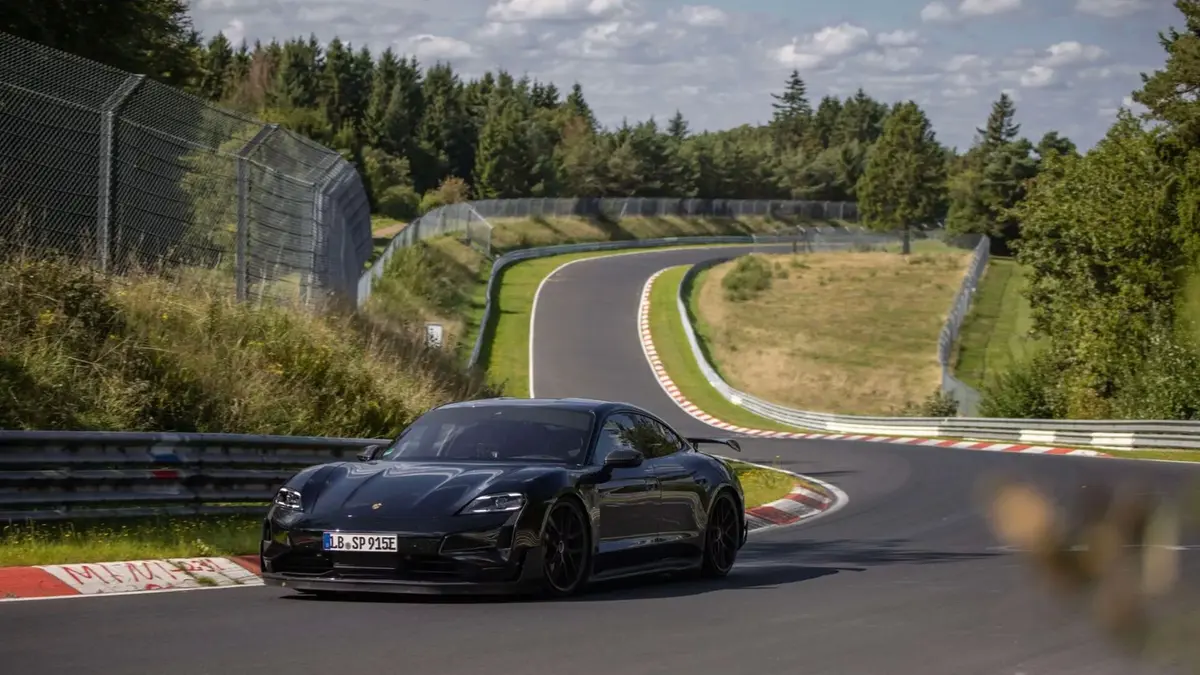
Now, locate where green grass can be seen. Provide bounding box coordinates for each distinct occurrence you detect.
[648,265,803,432]
[953,257,1043,390]
[725,460,797,508]
[0,515,262,567]
[481,245,744,396]
[0,256,495,435]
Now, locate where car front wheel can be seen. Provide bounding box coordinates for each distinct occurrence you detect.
[539,499,591,597]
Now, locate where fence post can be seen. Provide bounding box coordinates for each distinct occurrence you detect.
[234,124,278,302]
[97,74,144,272]
[305,156,347,305]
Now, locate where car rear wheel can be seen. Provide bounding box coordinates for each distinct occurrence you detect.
[701,491,740,578]
[540,499,591,597]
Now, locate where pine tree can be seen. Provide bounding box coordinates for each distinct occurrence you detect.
[565,83,597,131]
[667,110,689,141]
[475,94,531,198]
[856,101,947,253]
[770,69,812,148]
[199,33,233,101]
[978,93,1020,148]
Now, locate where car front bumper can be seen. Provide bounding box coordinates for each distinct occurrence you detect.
[262,546,546,596]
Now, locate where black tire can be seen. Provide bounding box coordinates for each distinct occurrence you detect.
[539,498,592,598]
[701,491,740,578]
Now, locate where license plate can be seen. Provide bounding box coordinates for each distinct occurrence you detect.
[322,532,399,552]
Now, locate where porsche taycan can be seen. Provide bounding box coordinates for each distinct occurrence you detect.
[259,397,748,597]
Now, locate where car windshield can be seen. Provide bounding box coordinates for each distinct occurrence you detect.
[378,405,595,464]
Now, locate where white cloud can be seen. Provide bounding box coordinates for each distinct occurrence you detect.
[958,0,1021,16]
[558,19,660,60]
[944,54,990,71]
[1075,0,1150,17]
[920,2,954,21]
[876,29,920,47]
[774,23,871,69]
[222,18,245,45]
[671,5,727,27]
[860,47,924,72]
[1040,41,1105,67]
[1020,64,1055,88]
[486,0,631,22]
[923,0,1020,21]
[406,34,475,60]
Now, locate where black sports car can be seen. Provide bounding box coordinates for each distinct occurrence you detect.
[260,397,748,597]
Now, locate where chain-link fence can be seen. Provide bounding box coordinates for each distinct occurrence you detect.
[465,197,859,222]
[938,233,990,415]
[359,197,862,307]
[0,32,373,305]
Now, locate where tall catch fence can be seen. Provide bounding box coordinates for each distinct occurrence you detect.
[0,32,373,305]
[359,198,860,308]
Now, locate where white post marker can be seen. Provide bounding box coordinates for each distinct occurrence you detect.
[425,322,444,349]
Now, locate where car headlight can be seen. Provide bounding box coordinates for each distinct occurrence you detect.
[273,487,303,511]
[458,492,525,514]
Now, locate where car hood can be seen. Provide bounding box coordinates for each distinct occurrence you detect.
[302,461,557,520]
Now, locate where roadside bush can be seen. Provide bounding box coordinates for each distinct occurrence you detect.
[722,255,773,302]
[894,389,961,417]
[376,184,420,221]
[0,256,497,436]
[977,349,1068,419]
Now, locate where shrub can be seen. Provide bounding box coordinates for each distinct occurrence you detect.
[0,256,497,436]
[894,389,961,417]
[721,255,773,302]
[977,349,1068,419]
[377,184,420,221]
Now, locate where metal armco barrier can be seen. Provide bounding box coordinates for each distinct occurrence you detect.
[0,431,388,522]
[673,259,1200,452]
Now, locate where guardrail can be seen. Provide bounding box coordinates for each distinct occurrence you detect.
[464,225,906,368]
[673,259,1200,452]
[0,430,389,522]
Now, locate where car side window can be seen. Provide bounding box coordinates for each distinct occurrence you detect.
[592,413,640,464]
[628,414,683,459]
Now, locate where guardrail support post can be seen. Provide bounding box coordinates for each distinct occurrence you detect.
[235,124,278,302]
[97,74,144,273]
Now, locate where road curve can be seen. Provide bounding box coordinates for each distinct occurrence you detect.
[2,245,1199,675]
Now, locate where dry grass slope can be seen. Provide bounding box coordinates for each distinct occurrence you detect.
[693,249,971,415]
[0,255,496,437]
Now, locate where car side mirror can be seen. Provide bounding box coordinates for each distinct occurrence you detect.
[604,447,643,468]
[357,444,380,462]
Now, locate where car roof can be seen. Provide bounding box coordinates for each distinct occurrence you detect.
[436,397,647,418]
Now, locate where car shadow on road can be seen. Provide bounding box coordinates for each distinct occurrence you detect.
[742,537,1004,567]
[277,563,857,606]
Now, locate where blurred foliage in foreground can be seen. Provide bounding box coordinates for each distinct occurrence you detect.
[983,475,1200,670]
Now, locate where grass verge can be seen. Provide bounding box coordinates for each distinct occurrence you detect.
[0,256,495,435]
[649,265,802,432]
[952,257,1043,390]
[366,215,838,383]
[725,460,798,508]
[0,515,263,567]
[690,249,972,415]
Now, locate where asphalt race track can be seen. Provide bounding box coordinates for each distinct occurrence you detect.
[5,245,1200,675]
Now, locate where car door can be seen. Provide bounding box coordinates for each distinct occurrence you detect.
[628,414,706,560]
[589,412,662,574]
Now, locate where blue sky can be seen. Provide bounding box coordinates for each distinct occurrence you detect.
[189,0,1176,150]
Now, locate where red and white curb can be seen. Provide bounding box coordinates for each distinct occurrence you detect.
[637,268,1110,459]
[743,476,844,532]
[0,555,262,602]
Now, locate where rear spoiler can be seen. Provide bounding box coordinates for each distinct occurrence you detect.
[686,437,742,453]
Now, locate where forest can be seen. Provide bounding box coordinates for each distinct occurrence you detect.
[7,1,1200,420]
